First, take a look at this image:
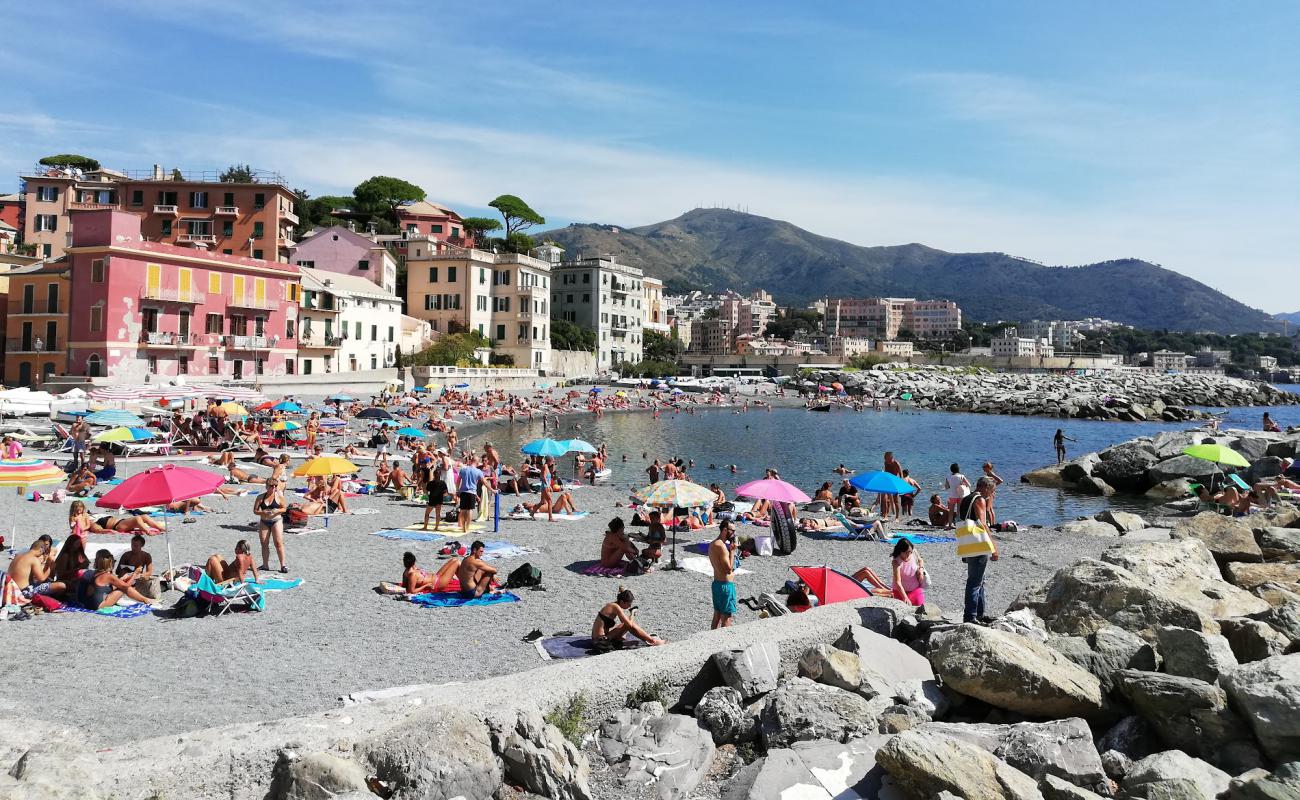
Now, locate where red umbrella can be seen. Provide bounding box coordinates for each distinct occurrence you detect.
[96,464,224,509]
[790,565,872,606]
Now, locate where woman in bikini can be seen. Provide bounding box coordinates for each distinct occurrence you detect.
[77,550,155,610]
[205,539,259,583]
[592,587,664,649]
[401,551,460,594]
[92,512,166,535]
[305,413,320,451]
[254,478,289,573]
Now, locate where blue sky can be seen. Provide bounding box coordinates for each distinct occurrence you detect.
[3,1,1298,311]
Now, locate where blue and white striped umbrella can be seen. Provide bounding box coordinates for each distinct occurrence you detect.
[84,410,146,427]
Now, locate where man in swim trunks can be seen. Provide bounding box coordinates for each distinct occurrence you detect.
[455,541,497,599]
[709,520,737,629]
[456,454,485,534]
[7,536,62,600]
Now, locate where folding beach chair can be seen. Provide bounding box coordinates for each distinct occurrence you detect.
[1227,473,1253,492]
[185,571,264,616]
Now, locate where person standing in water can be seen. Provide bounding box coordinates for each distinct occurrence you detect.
[1053,429,1076,464]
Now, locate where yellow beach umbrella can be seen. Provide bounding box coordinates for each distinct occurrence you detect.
[219,402,249,416]
[293,456,359,477]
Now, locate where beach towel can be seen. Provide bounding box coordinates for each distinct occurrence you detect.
[349,507,381,515]
[285,526,328,536]
[481,542,532,561]
[580,563,627,577]
[246,577,304,592]
[62,602,154,619]
[538,635,644,660]
[803,529,876,541]
[681,555,751,576]
[371,528,447,542]
[506,511,590,522]
[155,509,206,518]
[408,591,520,608]
[889,532,956,545]
[401,523,484,533]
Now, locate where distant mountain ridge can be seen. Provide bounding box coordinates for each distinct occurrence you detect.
[1275,311,1300,324]
[539,208,1277,334]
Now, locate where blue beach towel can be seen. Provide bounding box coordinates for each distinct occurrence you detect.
[371,528,447,542]
[804,530,876,541]
[889,532,956,545]
[540,635,644,659]
[246,577,304,592]
[408,591,521,608]
[62,602,154,619]
[156,509,205,518]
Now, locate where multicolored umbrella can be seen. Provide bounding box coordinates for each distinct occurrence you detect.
[318,417,347,429]
[790,566,873,606]
[84,410,146,427]
[521,438,568,456]
[0,459,66,488]
[733,478,810,504]
[202,386,266,402]
[92,426,157,442]
[1182,444,1250,468]
[849,471,914,495]
[271,420,302,431]
[293,456,359,477]
[88,386,150,402]
[634,479,715,508]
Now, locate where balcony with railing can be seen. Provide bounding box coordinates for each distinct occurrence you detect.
[154,204,179,216]
[5,338,60,354]
[139,331,192,346]
[178,233,217,244]
[223,334,271,349]
[215,206,239,216]
[69,201,117,211]
[5,302,62,316]
[298,332,344,349]
[278,205,299,225]
[610,281,632,296]
[227,293,277,310]
[141,286,205,303]
[611,319,632,334]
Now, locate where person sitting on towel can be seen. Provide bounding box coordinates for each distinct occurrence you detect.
[401,551,460,594]
[592,587,664,650]
[600,517,640,570]
[455,541,497,599]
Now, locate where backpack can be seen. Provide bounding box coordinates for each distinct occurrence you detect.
[504,563,542,589]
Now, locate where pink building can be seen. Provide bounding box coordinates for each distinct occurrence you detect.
[289,225,398,295]
[66,209,300,382]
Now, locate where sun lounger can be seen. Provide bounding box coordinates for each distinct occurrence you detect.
[505,511,590,521]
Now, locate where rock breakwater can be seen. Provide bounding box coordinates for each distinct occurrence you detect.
[802,366,1299,421]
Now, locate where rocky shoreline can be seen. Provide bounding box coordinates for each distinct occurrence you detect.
[802,367,1299,421]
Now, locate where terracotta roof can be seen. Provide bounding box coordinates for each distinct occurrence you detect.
[396,200,464,220]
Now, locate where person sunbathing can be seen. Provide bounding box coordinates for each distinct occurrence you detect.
[601,517,640,569]
[928,494,953,528]
[77,550,155,610]
[813,481,837,508]
[798,516,843,532]
[525,480,577,521]
[829,514,887,540]
[93,512,165,535]
[254,447,277,468]
[592,587,664,649]
[205,540,259,583]
[66,464,97,496]
[852,539,927,606]
[455,541,497,599]
[401,551,460,594]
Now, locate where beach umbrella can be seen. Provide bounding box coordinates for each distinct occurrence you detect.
[454,382,471,389]
[634,479,715,570]
[590,387,602,393]
[271,420,302,431]
[521,437,568,457]
[218,402,249,417]
[356,407,394,420]
[271,401,304,413]
[293,456,358,477]
[318,417,347,429]
[733,478,811,504]
[670,388,685,395]
[203,386,266,402]
[92,426,156,443]
[790,566,873,606]
[84,410,145,427]
[152,386,203,401]
[88,386,150,402]
[412,386,430,393]
[327,393,355,402]
[95,464,228,576]
[377,419,401,427]
[1182,444,1250,468]
[849,471,913,495]
[831,382,844,391]
[899,393,913,401]
[615,391,627,397]
[561,439,598,454]
[0,459,66,489]
[395,427,428,437]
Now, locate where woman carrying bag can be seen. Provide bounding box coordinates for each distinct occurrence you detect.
[955,476,999,624]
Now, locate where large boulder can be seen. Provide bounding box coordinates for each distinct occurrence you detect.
[1097,715,1159,762]
[694,686,755,745]
[712,642,780,701]
[1023,465,1072,489]
[1173,512,1265,565]
[1222,654,1300,763]
[361,710,501,800]
[268,752,370,800]
[1254,600,1300,643]
[5,742,102,800]
[1257,527,1300,562]
[1154,627,1238,683]
[1228,762,1300,800]
[1146,455,1220,485]
[1010,558,1215,638]
[1061,452,1100,484]
[1093,444,1159,492]
[1123,750,1231,800]
[1115,670,1260,772]
[1224,618,1292,662]
[874,729,1043,800]
[722,736,895,800]
[758,677,884,750]
[1102,538,1270,622]
[599,707,715,800]
[823,624,937,700]
[1146,478,1194,501]
[1097,510,1147,533]
[920,718,1107,791]
[1041,774,1106,800]
[929,624,1103,718]
[1047,625,1158,691]
[491,708,591,800]
[1060,518,1121,538]
[1226,562,1300,595]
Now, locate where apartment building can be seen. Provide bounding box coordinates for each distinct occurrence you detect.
[291,225,398,295]
[375,200,474,266]
[688,319,734,355]
[297,267,401,375]
[0,193,23,236]
[720,289,777,338]
[826,296,962,340]
[991,327,1054,359]
[550,255,645,370]
[1150,350,1188,372]
[19,164,298,261]
[406,245,552,371]
[3,260,71,386]
[643,276,669,333]
[64,210,299,383]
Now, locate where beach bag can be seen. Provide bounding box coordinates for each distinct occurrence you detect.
[753,535,774,556]
[955,493,995,558]
[504,563,542,589]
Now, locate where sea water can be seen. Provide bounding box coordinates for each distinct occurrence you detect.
[479,387,1300,527]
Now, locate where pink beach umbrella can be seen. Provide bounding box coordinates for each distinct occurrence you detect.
[732,478,811,504]
[97,464,227,575]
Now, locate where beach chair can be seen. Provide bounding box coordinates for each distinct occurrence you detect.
[121,432,176,457]
[1227,473,1253,492]
[48,423,75,454]
[185,571,264,616]
[833,512,886,540]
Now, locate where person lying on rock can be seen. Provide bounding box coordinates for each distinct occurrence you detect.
[592,587,664,651]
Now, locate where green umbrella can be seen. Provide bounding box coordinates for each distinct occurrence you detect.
[1182,444,1250,468]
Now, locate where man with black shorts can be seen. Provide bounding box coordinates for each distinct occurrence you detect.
[422,468,450,532]
[456,454,485,534]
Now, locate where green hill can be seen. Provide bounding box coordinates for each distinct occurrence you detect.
[540,208,1277,334]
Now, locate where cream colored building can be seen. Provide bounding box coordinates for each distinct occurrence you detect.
[405,244,552,371]
[643,276,669,333]
[297,267,402,374]
[551,255,645,370]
